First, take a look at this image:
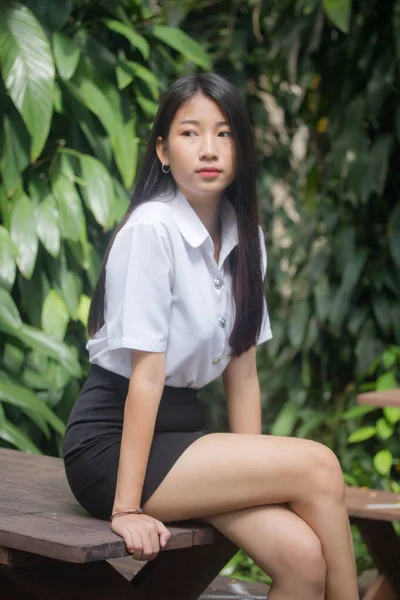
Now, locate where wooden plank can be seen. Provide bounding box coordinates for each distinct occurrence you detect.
[346,487,400,522]
[0,510,214,564]
[357,389,400,408]
[362,574,397,600]
[1,449,64,477]
[0,448,215,562]
[352,518,400,596]
[131,531,238,600]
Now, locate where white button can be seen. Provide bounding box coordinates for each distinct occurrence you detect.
[212,356,221,365]
[214,279,222,289]
[219,317,226,328]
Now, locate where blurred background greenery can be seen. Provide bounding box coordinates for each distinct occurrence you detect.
[0,0,399,584]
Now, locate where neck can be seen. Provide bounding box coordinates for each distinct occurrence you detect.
[181,190,223,241]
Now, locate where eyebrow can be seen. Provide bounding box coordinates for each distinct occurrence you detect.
[179,119,229,126]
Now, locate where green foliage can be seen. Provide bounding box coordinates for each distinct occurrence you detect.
[179,0,400,582]
[343,346,400,489]
[0,0,210,454]
[1,0,399,585]
[183,0,400,454]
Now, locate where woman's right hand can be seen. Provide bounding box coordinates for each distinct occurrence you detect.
[111,513,172,561]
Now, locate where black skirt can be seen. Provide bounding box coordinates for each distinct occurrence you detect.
[63,365,208,520]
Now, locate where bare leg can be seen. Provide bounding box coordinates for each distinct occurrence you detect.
[143,433,359,600]
[202,504,326,599]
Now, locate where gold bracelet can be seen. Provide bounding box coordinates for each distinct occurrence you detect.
[110,508,143,522]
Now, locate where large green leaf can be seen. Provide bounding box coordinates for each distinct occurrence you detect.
[51,154,85,242]
[0,115,22,197]
[0,418,41,454]
[348,426,376,443]
[116,58,160,98]
[0,376,65,435]
[113,178,130,223]
[103,19,150,60]
[65,78,136,184]
[0,286,22,332]
[329,248,368,331]
[0,2,55,160]
[36,195,60,257]
[0,226,18,289]
[373,449,393,477]
[65,77,118,137]
[341,404,377,420]
[17,323,81,377]
[288,298,309,348]
[270,397,300,436]
[151,25,212,70]
[322,0,352,34]
[375,418,394,441]
[52,32,81,80]
[114,113,137,189]
[60,270,82,319]
[10,192,38,278]
[4,110,30,173]
[25,0,73,30]
[41,289,69,340]
[77,294,90,327]
[79,153,114,229]
[383,406,400,425]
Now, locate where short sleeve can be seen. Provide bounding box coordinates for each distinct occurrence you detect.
[105,221,174,353]
[256,226,273,346]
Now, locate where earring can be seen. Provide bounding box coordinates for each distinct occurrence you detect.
[161,163,170,174]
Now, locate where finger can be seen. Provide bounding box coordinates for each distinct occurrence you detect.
[140,531,154,561]
[122,526,135,554]
[130,530,144,561]
[156,522,172,548]
[147,529,160,561]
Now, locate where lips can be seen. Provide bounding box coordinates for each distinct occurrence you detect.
[198,168,221,174]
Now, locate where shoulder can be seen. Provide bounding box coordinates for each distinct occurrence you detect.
[127,197,175,229]
[113,198,176,264]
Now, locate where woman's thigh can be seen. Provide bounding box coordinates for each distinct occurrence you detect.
[142,432,343,522]
[201,504,326,585]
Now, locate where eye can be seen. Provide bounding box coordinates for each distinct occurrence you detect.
[181,130,197,137]
[218,131,232,138]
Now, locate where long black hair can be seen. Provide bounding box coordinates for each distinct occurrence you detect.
[88,73,265,356]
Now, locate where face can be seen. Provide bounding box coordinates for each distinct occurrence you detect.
[156,93,236,204]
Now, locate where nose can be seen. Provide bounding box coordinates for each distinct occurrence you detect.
[199,134,218,160]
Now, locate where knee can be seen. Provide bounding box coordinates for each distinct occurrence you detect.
[275,533,326,594]
[306,442,345,501]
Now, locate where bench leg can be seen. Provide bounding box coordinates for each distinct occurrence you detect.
[351,518,400,600]
[131,530,238,600]
[0,569,36,599]
[0,560,141,599]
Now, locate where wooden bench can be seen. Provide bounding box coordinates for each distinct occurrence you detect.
[2,443,400,600]
[0,448,269,599]
[346,387,400,600]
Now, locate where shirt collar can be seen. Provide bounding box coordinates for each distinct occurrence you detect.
[170,190,239,255]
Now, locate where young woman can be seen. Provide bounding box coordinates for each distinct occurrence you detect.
[63,73,359,599]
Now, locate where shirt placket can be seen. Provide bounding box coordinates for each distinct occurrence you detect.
[204,244,228,367]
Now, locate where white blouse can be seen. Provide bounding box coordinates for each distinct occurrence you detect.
[87,190,272,388]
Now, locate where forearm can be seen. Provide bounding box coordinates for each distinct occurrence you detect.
[113,376,164,512]
[226,375,262,434]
